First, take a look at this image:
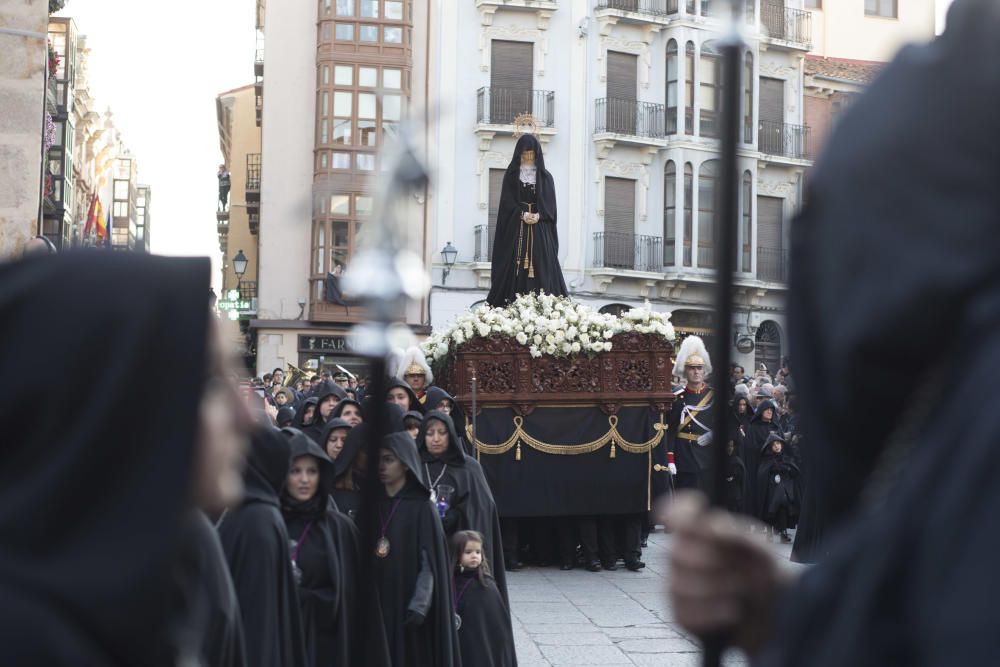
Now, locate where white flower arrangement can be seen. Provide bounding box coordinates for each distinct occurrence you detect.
[421,293,675,363]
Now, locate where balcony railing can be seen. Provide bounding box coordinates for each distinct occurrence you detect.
[476,88,555,128]
[593,232,663,272]
[249,212,259,235]
[595,0,674,16]
[758,121,809,160]
[474,224,491,262]
[595,98,666,139]
[757,247,789,283]
[246,153,261,206]
[761,3,811,47]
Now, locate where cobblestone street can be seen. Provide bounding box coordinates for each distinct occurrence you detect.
[508,529,794,666]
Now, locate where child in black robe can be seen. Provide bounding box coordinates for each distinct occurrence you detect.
[451,531,518,667]
[756,434,802,543]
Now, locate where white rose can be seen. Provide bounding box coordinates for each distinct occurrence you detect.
[592,342,605,353]
[603,330,614,340]
[622,321,634,332]
[580,333,591,345]
[555,330,565,342]
[545,344,557,355]
[525,324,535,334]
[516,332,528,345]
[529,345,542,359]
[477,324,490,338]
[604,342,613,352]
[561,342,572,354]
[545,334,555,345]
[533,334,542,345]
[566,326,578,339]
[571,342,581,353]
[453,330,465,344]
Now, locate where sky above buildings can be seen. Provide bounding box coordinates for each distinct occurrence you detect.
[56,0,255,283]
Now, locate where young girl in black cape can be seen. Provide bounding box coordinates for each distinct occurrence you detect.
[417,411,510,605]
[279,427,389,667]
[451,531,518,667]
[373,432,461,667]
[755,433,802,543]
[743,399,781,520]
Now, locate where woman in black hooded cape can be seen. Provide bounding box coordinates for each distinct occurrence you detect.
[486,133,568,307]
[386,377,425,414]
[279,428,390,667]
[424,386,472,455]
[417,411,510,606]
[0,253,230,665]
[332,403,407,521]
[372,432,461,667]
[743,399,780,519]
[218,427,307,667]
[304,381,348,444]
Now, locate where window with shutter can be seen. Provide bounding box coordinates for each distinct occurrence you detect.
[487,168,505,260]
[697,161,718,268]
[490,41,533,124]
[607,51,637,135]
[604,177,636,269]
[758,77,785,154]
[757,195,784,281]
[664,161,676,266]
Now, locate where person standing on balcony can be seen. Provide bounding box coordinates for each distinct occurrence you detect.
[486,134,568,307]
[218,164,231,212]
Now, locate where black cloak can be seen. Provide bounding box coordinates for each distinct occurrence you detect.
[277,406,296,427]
[761,3,1000,664]
[486,133,568,307]
[318,418,353,460]
[332,403,407,521]
[453,569,518,667]
[425,386,472,455]
[754,434,801,525]
[304,381,347,444]
[293,397,319,429]
[387,377,424,414]
[331,397,364,422]
[218,427,307,667]
[742,399,780,518]
[416,412,510,606]
[0,253,211,665]
[279,428,389,667]
[723,451,747,515]
[372,433,461,667]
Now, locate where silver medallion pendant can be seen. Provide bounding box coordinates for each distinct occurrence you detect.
[375,536,391,558]
[774,474,781,484]
[454,613,462,631]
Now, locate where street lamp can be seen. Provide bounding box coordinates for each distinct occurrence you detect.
[440,242,458,285]
[233,249,248,298]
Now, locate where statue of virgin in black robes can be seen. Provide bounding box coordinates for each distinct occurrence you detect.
[486,134,568,307]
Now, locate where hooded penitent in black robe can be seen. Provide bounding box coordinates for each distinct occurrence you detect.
[293,397,319,429]
[486,133,568,307]
[416,412,510,607]
[424,387,472,456]
[332,403,407,521]
[318,418,353,461]
[371,432,461,667]
[453,569,517,667]
[304,381,348,444]
[386,378,425,414]
[754,434,801,528]
[758,3,1000,664]
[723,450,747,515]
[331,397,364,423]
[218,427,307,667]
[279,428,390,667]
[0,253,214,665]
[742,400,779,518]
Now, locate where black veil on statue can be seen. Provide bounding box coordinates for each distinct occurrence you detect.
[486,134,568,307]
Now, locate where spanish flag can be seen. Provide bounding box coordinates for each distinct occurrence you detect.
[95,199,108,243]
[82,194,98,237]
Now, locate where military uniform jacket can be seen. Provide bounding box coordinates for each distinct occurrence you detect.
[668,385,716,473]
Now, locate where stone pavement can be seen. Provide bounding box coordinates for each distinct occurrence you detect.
[508,528,794,667]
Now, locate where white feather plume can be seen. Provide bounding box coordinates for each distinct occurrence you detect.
[395,346,434,385]
[672,335,712,377]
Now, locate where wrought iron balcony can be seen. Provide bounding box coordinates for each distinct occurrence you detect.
[593,232,663,273]
[245,153,261,210]
[595,98,666,139]
[761,3,811,47]
[757,247,789,283]
[476,88,555,128]
[217,215,229,234]
[249,212,259,235]
[474,224,492,263]
[758,120,810,160]
[595,0,675,17]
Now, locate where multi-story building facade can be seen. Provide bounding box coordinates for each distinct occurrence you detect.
[428,0,816,372]
[135,184,151,252]
[252,0,431,377]
[43,17,78,248]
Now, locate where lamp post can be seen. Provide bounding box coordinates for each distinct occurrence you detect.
[233,249,248,299]
[440,241,458,285]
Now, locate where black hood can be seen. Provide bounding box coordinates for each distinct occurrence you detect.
[416,411,466,465]
[331,398,362,420]
[312,381,348,426]
[504,133,555,221]
[0,253,213,665]
[761,431,789,456]
[424,386,455,412]
[319,418,353,449]
[333,402,407,480]
[386,378,423,413]
[732,396,753,419]
[276,406,296,427]
[382,432,430,495]
[293,397,319,428]
[279,427,335,517]
[244,426,293,505]
[752,399,779,423]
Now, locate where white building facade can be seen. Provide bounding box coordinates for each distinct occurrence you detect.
[427,0,813,373]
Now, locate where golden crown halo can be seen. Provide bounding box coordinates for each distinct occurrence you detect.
[512,113,539,138]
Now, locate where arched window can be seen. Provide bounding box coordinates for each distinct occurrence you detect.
[599,303,631,317]
[741,170,753,273]
[697,160,718,268]
[685,42,695,135]
[666,40,678,135]
[664,160,676,266]
[699,41,722,138]
[743,51,754,144]
[755,321,781,377]
[683,163,693,267]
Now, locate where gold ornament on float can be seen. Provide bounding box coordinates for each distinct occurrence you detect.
[512,113,539,139]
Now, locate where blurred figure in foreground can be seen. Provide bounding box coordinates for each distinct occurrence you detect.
[668,2,1000,665]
